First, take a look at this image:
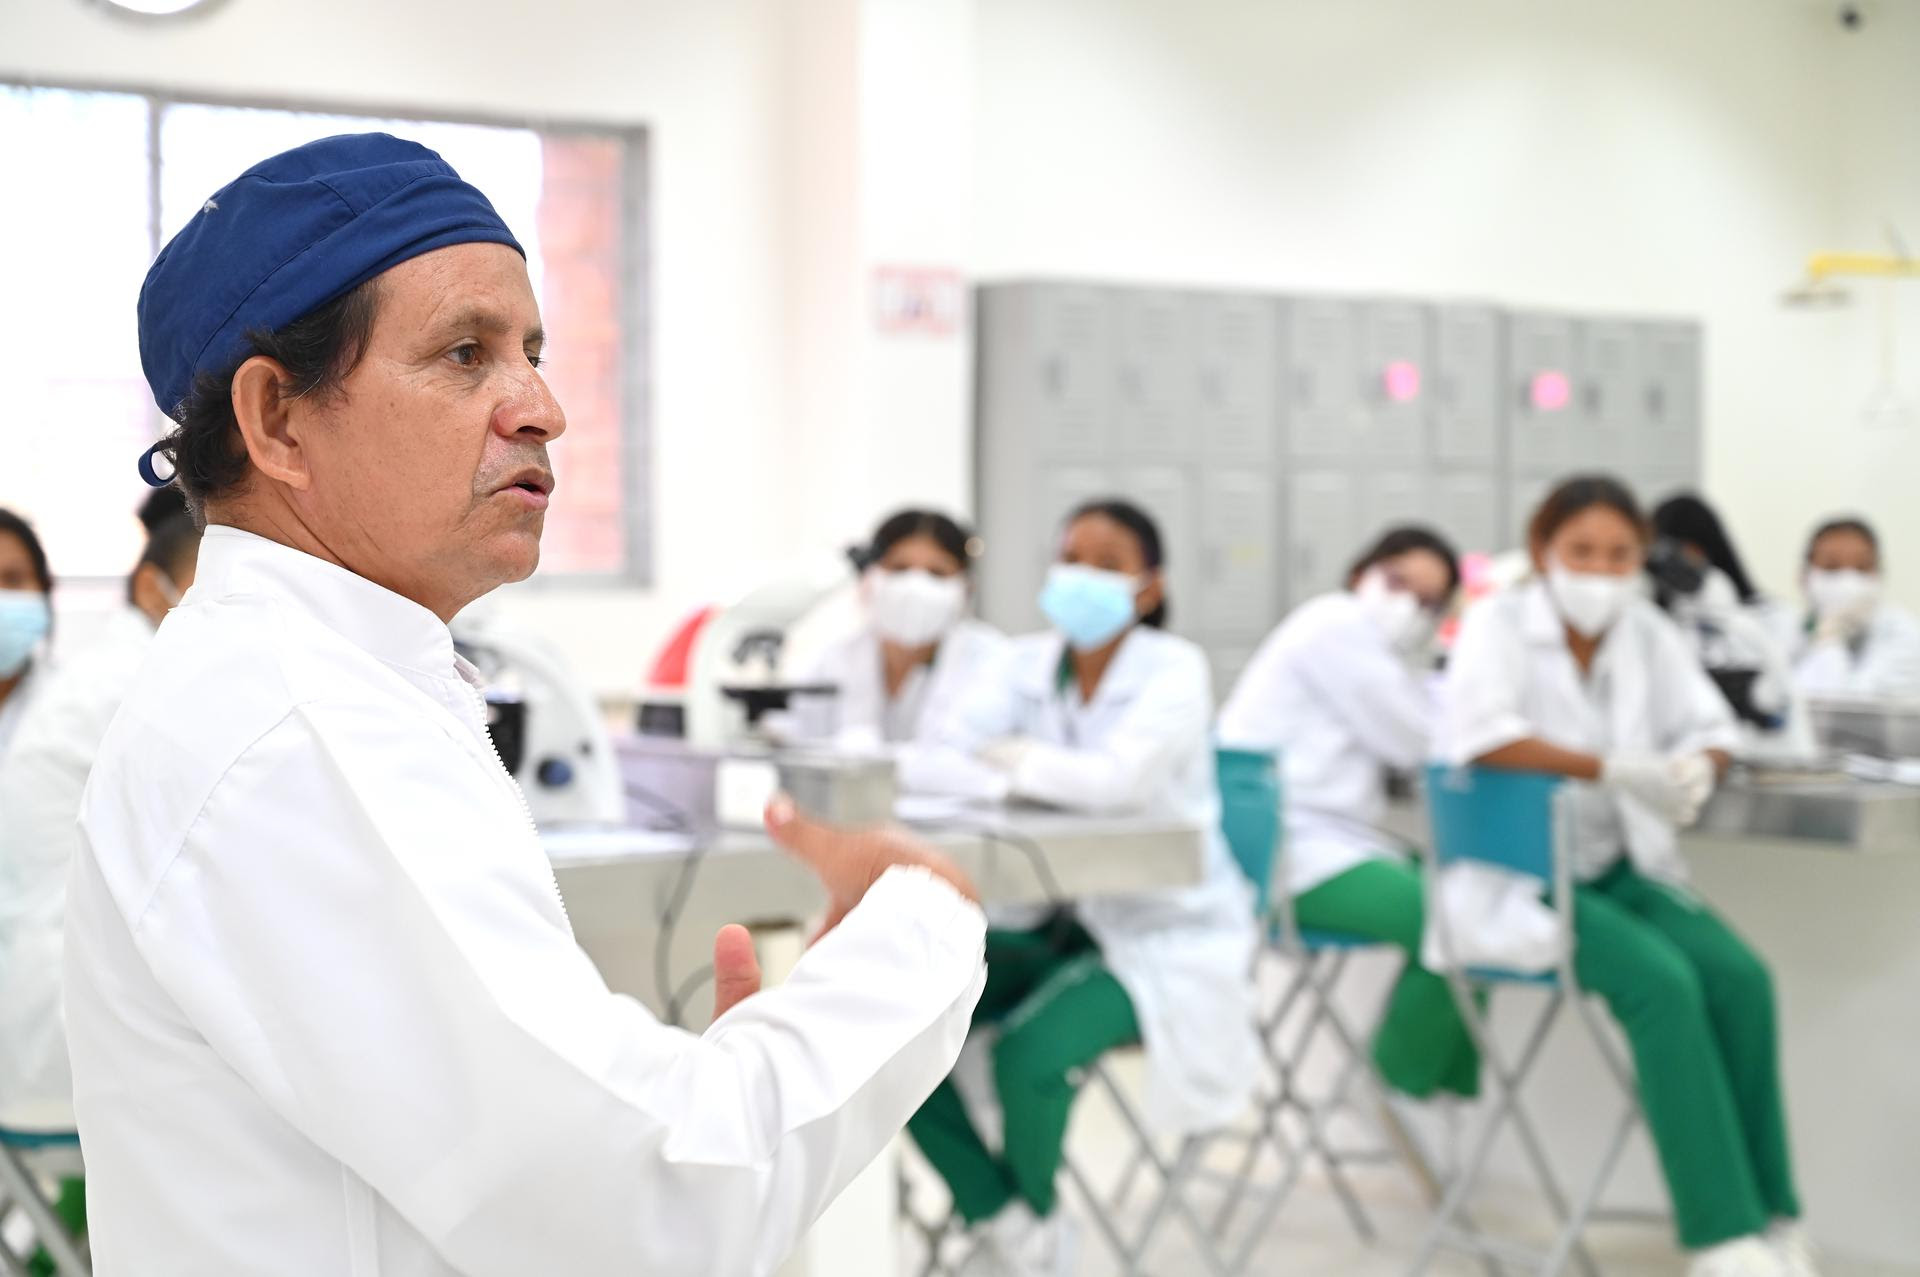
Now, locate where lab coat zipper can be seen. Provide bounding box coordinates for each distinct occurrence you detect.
[464,682,570,923]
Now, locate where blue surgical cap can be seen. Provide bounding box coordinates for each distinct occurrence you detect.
[136,132,524,478]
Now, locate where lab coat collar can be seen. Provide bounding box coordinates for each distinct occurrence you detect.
[1015,626,1156,706]
[1519,577,1628,668]
[190,526,473,684]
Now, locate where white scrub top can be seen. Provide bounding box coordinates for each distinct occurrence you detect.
[1438,580,1740,883]
[931,626,1260,1134]
[66,526,987,1277]
[0,660,43,763]
[0,609,153,1132]
[1789,601,1920,700]
[1217,592,1431,898]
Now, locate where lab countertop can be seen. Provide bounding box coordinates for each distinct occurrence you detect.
[544,807,1208,942]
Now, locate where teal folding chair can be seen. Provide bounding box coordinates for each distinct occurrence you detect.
[0,1128,88,1276]
[1057,748,1281,1276]
[1409,765,1651,1277]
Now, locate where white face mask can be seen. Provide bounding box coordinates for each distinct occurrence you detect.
[866,568,967,648]
[1547,563,1634,639]
[1354,568,1435,655]
[1805,568,1881,623]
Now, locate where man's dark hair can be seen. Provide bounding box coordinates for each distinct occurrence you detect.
[126,486,202,606]
[151,281,382,520]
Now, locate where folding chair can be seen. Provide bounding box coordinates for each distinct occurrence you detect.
[1409,765,1651,1277]
[1055,748,1281,1277]
[0,1129,87,1276]
[1205,767,1445,1274]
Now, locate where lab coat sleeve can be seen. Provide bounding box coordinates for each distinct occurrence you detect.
[1008,644,1212,814]
[1651,621,1743,756]
[1296,625,1432,769]
[1215,629,1286,751]
[910,645,1025,800]
[1438,602,1535,765]
[130,706,987,1277]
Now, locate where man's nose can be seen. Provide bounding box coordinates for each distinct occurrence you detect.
[492,365,567,442]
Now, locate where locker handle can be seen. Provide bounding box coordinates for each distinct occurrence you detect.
[1043,357,1065,399]
[1201,368,1223,407]
[1647,385,1666,422]
[1583,382,1601,415]
[1438,371,1458,408]
[1295,368,1315,406]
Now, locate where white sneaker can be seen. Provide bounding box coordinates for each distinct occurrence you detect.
[988,1202,1081,1277]
[1769,1221,1822,1277]
[1688,1236,1790,1277]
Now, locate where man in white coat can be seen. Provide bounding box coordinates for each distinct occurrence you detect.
[66,133,986,1277]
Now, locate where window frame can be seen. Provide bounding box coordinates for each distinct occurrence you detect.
[4,75,654,588]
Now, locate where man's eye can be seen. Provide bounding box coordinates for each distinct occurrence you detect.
[449,344,481,367]
[527,351,545,369]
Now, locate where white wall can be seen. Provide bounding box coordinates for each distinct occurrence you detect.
[972,0,1920,608]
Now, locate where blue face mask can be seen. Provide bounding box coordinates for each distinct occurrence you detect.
[1039,563,1141,652]
[0,590,50,678]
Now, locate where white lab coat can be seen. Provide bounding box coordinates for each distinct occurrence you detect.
[0,660,43,763]
[785,619,1007,750]
[0,609,153,1132]
[66,526,987,1277]
[1666,570,1817,763]
[1788,601,1920,701]
[1438,580,1741,883]
[1217,592,1431,897]
[929,627,1260,1134]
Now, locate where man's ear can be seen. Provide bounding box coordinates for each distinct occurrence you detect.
[229,356,313,491]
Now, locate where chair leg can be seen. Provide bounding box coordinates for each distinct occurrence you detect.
[0,1150,85,1277]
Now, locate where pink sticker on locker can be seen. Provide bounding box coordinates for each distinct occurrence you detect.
[1531,370,1571,412]
[1383,360,1421,403]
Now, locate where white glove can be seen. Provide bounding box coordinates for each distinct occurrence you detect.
[1601,752,1705,827]
[1665,751,1716,828]
[976,737,1036,776]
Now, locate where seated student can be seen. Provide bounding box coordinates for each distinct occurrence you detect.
[1787,515,1920,700]
[1441,475,1813,1277]
[0,509,54,757]
[1217,525,1477,1099]
[909,498,1259,1277]
[783,509,1007,753]
[1650,495,1814,760]
[0,488,203,1270]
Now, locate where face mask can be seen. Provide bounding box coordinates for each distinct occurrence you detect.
[1039,563,1141,652]
[1547,563,1633,639]
[1806,568,1881,622]
[867,568,966,648]
[0,590,50,678]
[1354,568,1434,655]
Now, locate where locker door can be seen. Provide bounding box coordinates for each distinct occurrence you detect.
[1435,305,1502,466]
[1360,470,1430,541]
[1639,322,1703,473]
[1432,472,1503,556]
[1196,295,1280,464]
[1507,313,1579,472]
[1027,286,1115,460]
[1287,470,1360,604]
[1115,291,1195,460]
[1360,300,1432,463]
[987,464,1114,632]
[1116,464,1198,637]
[1284,298,1361,460]
[1199,470,1280,640]
[1209,644,1257,704]
[1576,319,1639,471]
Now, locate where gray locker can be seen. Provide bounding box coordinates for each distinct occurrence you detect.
[1577,319,1640,470]
[1435,305,1503,466]
[1359,301,1432,462]
[979,463,1112,632]
[1287,470,1360,602]
[1638,322,1702,473]
[1432,472,1504,556]
[1285,298,1362,460]
[1116,463,1199,637]
[1509,473,1559,549]
[1507,312,1580,472]
[983,284,1115,462]
[1115,291,1195,460]
[1211,645,1258,704]
[1199,471,1280,639]
[1360,470,1431,542]
[1195,296,1280,464]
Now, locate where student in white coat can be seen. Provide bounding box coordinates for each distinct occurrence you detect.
[66,134,987,1277]
[782,509,1007,788]
[0,489,202,1256]
[1440,476,1813,1277]
[0,509,55,758]
[907,498,1260,1277]
[1216,526,1477,1099]
[1785,516,1920,700]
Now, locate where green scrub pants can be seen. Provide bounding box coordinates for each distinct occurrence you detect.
[1296,857,1800,1250]
[906,918,1140,1223]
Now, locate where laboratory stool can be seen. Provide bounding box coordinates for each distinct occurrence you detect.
[1408,765,1664,1277]
[0,1129,87,1277]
